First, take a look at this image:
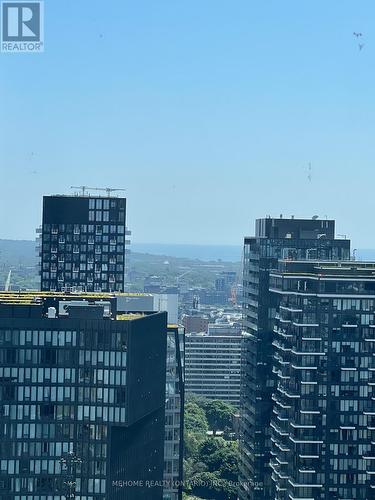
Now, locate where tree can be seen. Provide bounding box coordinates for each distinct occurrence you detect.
[185,431,205,460]
[186,393,210,408]
[204,400,235,435]
[185,395,236,436]
[185,402,209,434]
[199,437,227,460]
[199,438,239,481]
[190,471,237,500]
[190,471,221,499]
[183,397,240,499]
[184,458,208,479]
[214,442,239,482]
[183,493,205,500]
[184,402,209,459]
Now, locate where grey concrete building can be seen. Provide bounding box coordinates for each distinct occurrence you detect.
[185,332,241,405]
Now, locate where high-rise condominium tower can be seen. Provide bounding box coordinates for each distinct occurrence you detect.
[40,195,127,292]
[238,217,350,499]
[270,260,375,499]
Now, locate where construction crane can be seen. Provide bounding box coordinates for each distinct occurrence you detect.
[86,187,126,197]
[5,270,11,291]
[71,186,126,197]
[176,269,192,285]
[71,186,89,196]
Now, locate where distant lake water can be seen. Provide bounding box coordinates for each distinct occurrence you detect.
[1,239,373,265]
[131,243,242,262]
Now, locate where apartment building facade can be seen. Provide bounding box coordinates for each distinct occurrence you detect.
[40,195,128,292]
[239,217,351,499]
[0,291,167,500]
[270,260,375,499]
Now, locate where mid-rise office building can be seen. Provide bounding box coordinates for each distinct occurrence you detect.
[270,260,375,499]
[185,332,241,405]
[239,217,351,499]
[40,195,127,292]
[0,291,167,500]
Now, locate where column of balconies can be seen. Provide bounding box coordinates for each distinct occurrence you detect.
[365,365,375,489]
[285,304,323,498]
[271,307,294,499]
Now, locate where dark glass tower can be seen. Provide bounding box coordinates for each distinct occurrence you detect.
[0,291,167,500]
[40,195,127,292]
[238,217,351,500]
[39,192,183,500]
[270,260,375,499]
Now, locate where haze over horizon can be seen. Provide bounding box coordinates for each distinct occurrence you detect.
[1,237,375,264]
[2,1,375,246]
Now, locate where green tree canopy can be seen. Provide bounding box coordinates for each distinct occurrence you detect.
[185,402,209,434]
[199,437,227,460]
[185,431,205,460]
[204,400,236,435]
[189,471,237,500]
[198,438,239,481]
[184,397,239,499]
[184,402,209,459]
[212,442,239,482]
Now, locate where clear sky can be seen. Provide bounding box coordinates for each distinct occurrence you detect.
[1,0,375,246]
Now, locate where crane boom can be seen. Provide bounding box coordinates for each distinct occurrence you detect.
[71,185,89,195]
[70,186,126,196]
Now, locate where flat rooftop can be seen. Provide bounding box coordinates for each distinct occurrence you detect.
[0,291,153,305]
[272,260,375,278]
[46,193,126,199]
[116,313,146,321]
[255,217,335,239]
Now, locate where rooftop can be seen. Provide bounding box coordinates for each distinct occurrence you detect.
[46,192,126,199]
[272,260,375,278]
[0,291,152,306]
[250,216,337,240]
[116,313,145,321]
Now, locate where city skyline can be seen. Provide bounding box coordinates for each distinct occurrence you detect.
[2,1,375,246]
[4,2,375,497]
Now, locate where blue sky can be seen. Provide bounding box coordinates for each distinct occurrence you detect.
[1,0,375,246]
